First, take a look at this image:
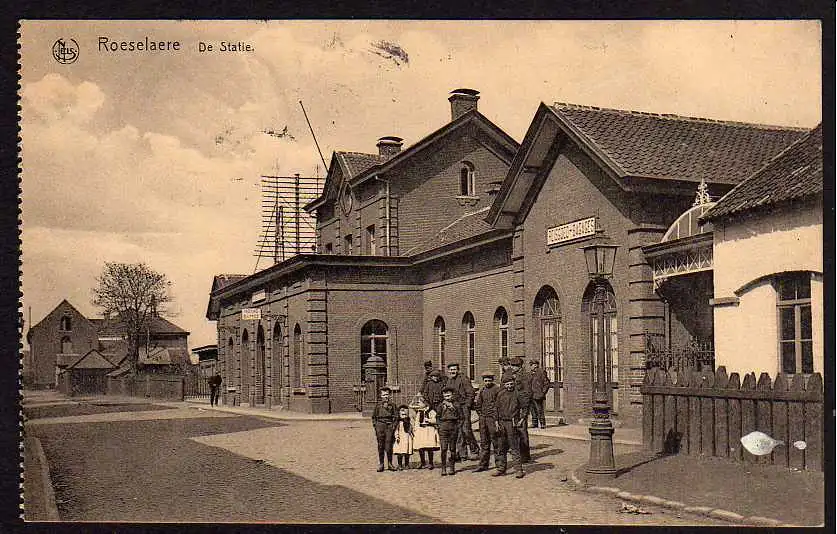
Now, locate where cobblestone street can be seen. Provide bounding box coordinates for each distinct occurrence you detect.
[24,394,724,525]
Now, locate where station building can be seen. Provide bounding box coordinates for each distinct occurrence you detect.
[206,89,808,424]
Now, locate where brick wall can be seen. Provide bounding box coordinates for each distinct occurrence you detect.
[27,301,97,388]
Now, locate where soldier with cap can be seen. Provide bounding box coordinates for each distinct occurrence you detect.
[445,362,480,461]
[473,370,501,472]
[529,359,552,429]
[371,386,398,472]
[493,375,525,478]
[504,356,533,463]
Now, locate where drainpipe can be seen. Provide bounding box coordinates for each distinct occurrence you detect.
[375,176,391,256]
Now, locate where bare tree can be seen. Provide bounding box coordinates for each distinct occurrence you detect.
[92,262,172,371]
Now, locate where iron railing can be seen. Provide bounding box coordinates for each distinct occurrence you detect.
[644,331,714,372]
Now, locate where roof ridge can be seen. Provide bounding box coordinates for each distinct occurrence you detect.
[336,150,387,157]
[552,101,810,132]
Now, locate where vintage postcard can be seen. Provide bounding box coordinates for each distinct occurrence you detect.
[19,20,824,525]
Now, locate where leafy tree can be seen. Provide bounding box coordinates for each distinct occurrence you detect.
[92,262,172,371]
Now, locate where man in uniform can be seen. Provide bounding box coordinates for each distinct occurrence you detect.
[494,376,525,478]
[437,386,460,476]
[529,359,552,429]
[507,356,533,463]
[473,370,501,472]
[371,386,398,472]
[445,363,479,461]
[421,369,445,412]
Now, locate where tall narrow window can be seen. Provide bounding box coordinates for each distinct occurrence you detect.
[494,307,509,362]
[366,225,376,255]
[361,320,389,382]
[241,329,250,397]
[344,234,353,255]
[60,316,72,331]
[777,273,813,374]
[434,317,446,368]
[227,337,235,390]
[463,312,476,380]
[60,336,73,354]
[293,324,303,388]
[535,286,563,411]
[459,162,475,196]
[324,243,333,254]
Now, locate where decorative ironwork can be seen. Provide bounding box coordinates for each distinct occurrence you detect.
[692,177,712,206]
[652,246,713,290]
[644,331,714,372]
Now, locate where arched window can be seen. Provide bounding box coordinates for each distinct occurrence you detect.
[241,330,250,397]
[462,312,476,380]
[493,307,509,364]
[534,286,563,410]
[582,282,619,412]
[272,322,283,396]
[459,161,475,196]
[60,316,72,331]
[434,316,446,368]
[361,320,389,382]
[60,336,73,354]
[293,324,303,388]
[254,325,266,404]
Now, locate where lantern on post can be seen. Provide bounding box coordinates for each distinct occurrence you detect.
[580,234,619,480]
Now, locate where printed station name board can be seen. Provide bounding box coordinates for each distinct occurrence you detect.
[546,217,597,247]
[241,308,262,321]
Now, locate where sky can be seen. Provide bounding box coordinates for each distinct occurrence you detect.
[18,20,822,347]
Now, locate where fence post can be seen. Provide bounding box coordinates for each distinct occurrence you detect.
[772,373,789,468]
[803,373,823,471]
[652,370,665,453]
[788,374,806,470]
[674,369,689,455]
[727,373,742,461]
[714,367,729,459]
[699,369,715,456]
[687,370,702,456]
[755,373,773,465]
[740,372,757,464]
[642,370,654,451]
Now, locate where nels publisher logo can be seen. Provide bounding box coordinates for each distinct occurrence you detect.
[52,38,79,64]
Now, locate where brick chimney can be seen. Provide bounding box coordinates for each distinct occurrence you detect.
[449,88,480,121]
[376,136,403,157]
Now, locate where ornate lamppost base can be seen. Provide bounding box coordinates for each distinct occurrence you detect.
[586,392,617,479]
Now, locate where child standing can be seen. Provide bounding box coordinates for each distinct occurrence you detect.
[410,397,439,469]
[371,386,398,472]
[392,405,414,470]
[437,386,461,476]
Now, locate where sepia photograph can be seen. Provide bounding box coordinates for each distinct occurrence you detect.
[18,20,824,525]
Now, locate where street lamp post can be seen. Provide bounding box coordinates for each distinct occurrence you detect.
[581,236,619,480]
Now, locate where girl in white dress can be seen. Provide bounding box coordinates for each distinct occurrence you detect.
[410,398,440,469]
[392,405,414,470]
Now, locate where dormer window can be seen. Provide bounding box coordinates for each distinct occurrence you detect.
[459,162,475,197]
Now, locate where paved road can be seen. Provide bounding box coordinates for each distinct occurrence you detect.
[24,397,723,525]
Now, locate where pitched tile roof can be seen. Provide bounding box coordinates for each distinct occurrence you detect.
[214,274,247,290]
[95,315,189,335]
[336,151,390,178]
[703,123,822,221]
[550,103,808,185]
[405,206,495,256]
[69,349,116,370]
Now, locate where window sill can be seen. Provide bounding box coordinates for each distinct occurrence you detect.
[292,387,307,395]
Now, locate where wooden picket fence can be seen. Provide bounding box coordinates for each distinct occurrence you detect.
[641,366,823,472]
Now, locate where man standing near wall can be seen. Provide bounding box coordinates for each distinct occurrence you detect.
[208,372,222,407]
[445,363,480,461]
[506,357,532,463]
[528,359,551,428]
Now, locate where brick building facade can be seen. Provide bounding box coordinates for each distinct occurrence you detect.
[207,90,807,424]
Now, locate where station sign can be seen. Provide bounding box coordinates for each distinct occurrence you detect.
[241,308,262,321]
[546,216,597,246]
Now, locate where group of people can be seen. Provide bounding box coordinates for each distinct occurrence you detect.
[371,357,552,478]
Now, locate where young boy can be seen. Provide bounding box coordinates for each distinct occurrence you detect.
[437,386,460,476]
[494,376,525,478]
[371,386,398,472]
[473,370,501,472]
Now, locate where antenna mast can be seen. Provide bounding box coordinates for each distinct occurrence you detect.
[299,100,328,170]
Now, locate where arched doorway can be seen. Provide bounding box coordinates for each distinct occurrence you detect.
[241,329,250,401]
[360,320,388,383]
[582,281,619,413]
[226,337,234,389]
[292,324,303,388]
[272,322,284,405]
[534,286,563,412]
[254,325,266,404]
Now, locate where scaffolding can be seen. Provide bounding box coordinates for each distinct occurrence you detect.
[254,174,322,270]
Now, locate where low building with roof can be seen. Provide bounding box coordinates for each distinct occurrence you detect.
[26,299,190,388]
[701,124,823,377]
[207,91,810,424]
